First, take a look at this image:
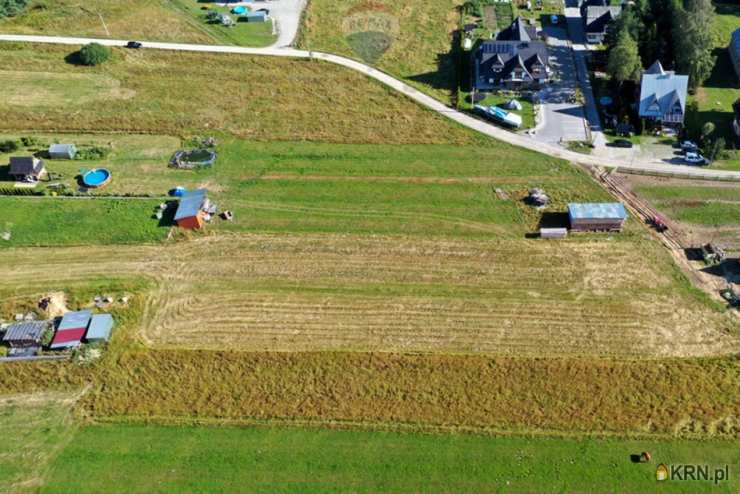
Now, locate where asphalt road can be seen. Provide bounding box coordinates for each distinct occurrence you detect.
[0,33,738,180]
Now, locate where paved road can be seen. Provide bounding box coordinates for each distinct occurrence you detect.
[1,33,738,180]
[535,26,587,144]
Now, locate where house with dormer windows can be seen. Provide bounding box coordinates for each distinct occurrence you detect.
[473,18,550,91]
[638,61,688,127]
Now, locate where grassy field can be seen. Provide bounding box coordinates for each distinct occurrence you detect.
[0,392,81,494]
[0,42,479,145]
[0,235,737,357]
[0,197,169,247]
[297,0,463,102]
[168,0,276,47]
[461,93,536,129]
[0,0,213,43]
[41,424,738,493]
[635,184,740,229]
[690,2,740,171]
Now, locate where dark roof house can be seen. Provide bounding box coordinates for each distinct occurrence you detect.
[50,310,91,350]
[48,143,77,160]
[9,157,45,179]
[638,67,689,125]
[583,5,622,44]
[174,188,209,230]
[2,321,48,348]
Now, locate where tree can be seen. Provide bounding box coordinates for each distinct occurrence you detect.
[673,0,716,90]
[0,139,19,152]
[607,31,643,85]
[700,121,715,142]
[78,43,111,66]
[0,0,27,19]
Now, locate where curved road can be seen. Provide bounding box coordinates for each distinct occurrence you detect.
[1,33,739,180]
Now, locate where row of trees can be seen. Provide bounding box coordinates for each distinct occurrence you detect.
[606,0,716,90]
[0,0,27,18]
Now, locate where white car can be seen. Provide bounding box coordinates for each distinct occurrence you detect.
[680,140,698,151]
[684,152,707,164]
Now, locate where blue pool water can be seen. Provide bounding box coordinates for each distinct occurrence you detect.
[232,5,247,14]
[82,168,111,187]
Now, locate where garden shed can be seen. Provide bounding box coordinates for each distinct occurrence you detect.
[244,11,267,22]
[568,203,627,232]
[2,321,47,348]
[174,188,209,230]
[48,143,77,160]
[9,156,46,180]
[85,314,114,343]
[50,310,92,350]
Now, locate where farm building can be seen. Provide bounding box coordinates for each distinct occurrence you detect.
[244,11,267,22]
[568,203,627,232]
[174,188,210,230]
[50,310,91,350]
[9,156,46,180]
[85,314,114,343]
[48,143,77,160]
[2,321,47,348]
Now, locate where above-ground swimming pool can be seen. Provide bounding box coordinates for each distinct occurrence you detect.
[82,168,112,188]
[232,5,247,14]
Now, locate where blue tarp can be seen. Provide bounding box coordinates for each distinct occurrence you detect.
[174,189,207,221]
[568,203,627,220]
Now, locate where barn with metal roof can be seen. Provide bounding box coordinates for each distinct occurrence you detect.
[174,189,209,230]
[50,310,92,350]
[2,321,47,348]
[568,203,627,232]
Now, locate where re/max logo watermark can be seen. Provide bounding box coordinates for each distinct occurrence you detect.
[656,463,730,484]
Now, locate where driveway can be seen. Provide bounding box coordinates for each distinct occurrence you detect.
[221,0,306,47]
[532,25,587,144]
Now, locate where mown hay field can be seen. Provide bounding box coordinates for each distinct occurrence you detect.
[0,0,213,43]
[1,235,737,358]
[0,42,479,145]
[298,0,463,102]
[41,423,739,493]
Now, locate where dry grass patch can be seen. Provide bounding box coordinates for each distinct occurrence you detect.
[1,234,736,358]
[0,43,479,145]
[0,0,213,43]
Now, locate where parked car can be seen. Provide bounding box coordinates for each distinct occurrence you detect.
[126,41,143,49]
[684,152,707,164]
[680,140,698,151]
[611,139,633,148]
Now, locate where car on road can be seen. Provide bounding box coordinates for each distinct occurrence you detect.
[680,140,698,151]
[684,152,707,165]
[126,41,143,49]
[610,139,633,148]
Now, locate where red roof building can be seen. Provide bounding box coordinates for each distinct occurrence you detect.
[50,310,92,350]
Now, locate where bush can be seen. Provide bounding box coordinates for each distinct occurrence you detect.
[40,326,54,346]
[0,346,7,358]
[76,146,110,160]
[78,43,111,66]
[0,0,27,19]
[0,139,19,152]
[20,136,42,147]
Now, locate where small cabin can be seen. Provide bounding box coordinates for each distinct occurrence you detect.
[568,203,627,232]
[2,321,47,348]
[48,143,77,160]
[9,156,46,180]
[174,189,209,230]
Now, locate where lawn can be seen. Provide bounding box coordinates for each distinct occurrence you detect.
[635,184,740,227]
[0,392,80,494]
[41,424,738,493]
[168,0,276,47]
[0,0,213,43]
[0,197,170,247]
[688,1,740,171]
[460,93,536,129]
[0,42,479,145]
[297,0,464,103]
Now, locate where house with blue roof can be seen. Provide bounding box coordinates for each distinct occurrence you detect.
[638,61,689,127]
[568,203,627,232]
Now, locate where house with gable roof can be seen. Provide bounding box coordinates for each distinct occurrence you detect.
[638,61,688,127]
[473,17,550,91]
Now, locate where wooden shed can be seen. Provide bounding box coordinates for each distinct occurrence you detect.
[568,203,628,232]
[174,189,209,230]
[2,321,47,348]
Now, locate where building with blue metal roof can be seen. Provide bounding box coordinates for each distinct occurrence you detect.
[174,189,208,229]
[85,314,114,343]
[568,203,627,232]
[638,66,689,126]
